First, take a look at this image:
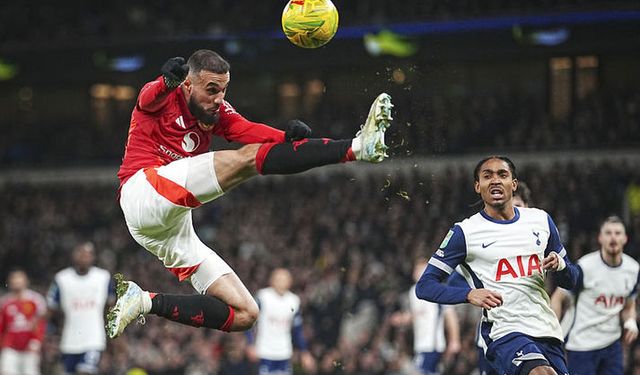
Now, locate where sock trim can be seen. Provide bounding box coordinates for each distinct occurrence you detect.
[255,143,278,175]
[341,147,355,162]
[220,306,235,332]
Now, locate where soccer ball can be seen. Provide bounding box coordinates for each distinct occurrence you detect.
[281,0,339,48]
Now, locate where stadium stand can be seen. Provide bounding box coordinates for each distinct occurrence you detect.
[1,155,639,374]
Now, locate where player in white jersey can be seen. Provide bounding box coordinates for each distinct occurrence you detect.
[448,181,534,375]
[551,216,639,375]
[47,242,115,375]
[246,268,315,375]
[390,257,460,375]
[416,156,579,375]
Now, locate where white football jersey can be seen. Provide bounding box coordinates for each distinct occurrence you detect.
[47,267,112,353]
[408,285,447,353]
[255,287,301,360]
[562,251,639,351]
[428,207,566,342]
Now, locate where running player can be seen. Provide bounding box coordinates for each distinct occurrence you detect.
[551,216,639,375]
[416,156,579,375]
[448,181,534,375]
[246,268,315,375]
[48,242,114,375]
[390,257,461,375]
[0,269,46,375]
[107,50,393,338]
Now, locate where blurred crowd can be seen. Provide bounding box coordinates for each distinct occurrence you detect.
[1,156,640,374]
[3,86,640,166]
[1,0,633,47]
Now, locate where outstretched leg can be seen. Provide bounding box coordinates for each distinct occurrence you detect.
[214,92,393,192]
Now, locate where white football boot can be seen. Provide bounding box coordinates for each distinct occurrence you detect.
[353,93,394,162]
[106,273,149,339]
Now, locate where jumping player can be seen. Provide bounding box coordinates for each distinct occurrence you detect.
[106,50,393,338]
[416,156,579,375]
[551,216,639,375]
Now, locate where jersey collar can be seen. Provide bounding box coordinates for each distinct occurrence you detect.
[480,207,520,224]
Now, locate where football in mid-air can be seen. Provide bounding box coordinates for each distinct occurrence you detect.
[281,0,339,48]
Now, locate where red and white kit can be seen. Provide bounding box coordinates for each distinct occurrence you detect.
[118,77,285,293]
[0,290,46,375]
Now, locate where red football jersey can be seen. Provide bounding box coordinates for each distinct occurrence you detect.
[0,290,46,351]
[117,76,285,185]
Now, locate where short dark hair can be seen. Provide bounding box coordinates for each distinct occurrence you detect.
[600,215,625,230]
[187,50,230,75]
[473,156,517,182]
[6,267,27,282]
[514,181,532,206]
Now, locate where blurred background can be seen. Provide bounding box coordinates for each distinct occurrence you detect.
[1,0,640,374]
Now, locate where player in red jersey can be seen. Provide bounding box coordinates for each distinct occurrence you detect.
[0,269,46,375]
[106,49,394,338]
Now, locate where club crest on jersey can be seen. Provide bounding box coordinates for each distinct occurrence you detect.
[182,132,200,152]
[495,254,541,281]
[532,230,541,246]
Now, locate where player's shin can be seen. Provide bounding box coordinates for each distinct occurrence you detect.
[255,139,354,175]
[150,294,235,331]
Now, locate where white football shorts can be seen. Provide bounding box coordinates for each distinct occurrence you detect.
[0,348,41,375]
[119,152,233,294]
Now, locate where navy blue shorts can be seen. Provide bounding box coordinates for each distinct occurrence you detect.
[258,359,291,375]
[486,333,568,375]
[567,340,623,375]
[413,352,442,374]
[61,350,101,375]
[477,347,498,375]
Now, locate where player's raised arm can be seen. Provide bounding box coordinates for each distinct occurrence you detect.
[214,103,314,145]
[212,102,285,143]
[136,57,188,113]
[542,214,580,289]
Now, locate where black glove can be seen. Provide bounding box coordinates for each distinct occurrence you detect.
[284,119,312,142]
[161,57,189,90]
